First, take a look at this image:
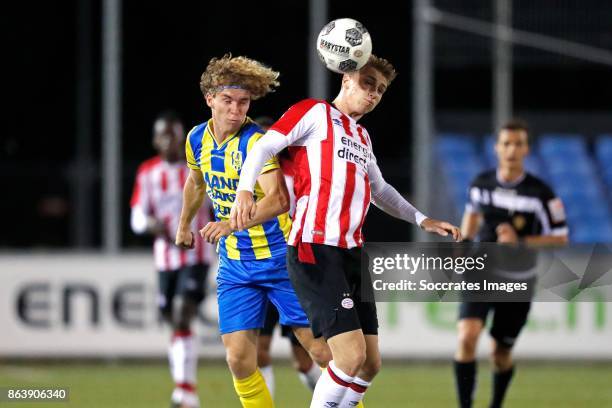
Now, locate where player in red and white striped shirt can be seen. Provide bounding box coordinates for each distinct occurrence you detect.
[130,112,213,408]
[232,55,461,407]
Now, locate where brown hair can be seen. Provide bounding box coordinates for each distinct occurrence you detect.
[499,118,530,142]
[364,54,397,84]
[200,54,280,100]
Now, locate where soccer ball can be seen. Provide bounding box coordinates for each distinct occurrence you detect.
[317,18,372,74]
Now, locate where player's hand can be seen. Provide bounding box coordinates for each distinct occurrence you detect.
[230,191,256,231]
[199,221,233,244]
[148,218,167,236]
[420,218,462,242]
[175,228,195,249]
[496,223,518,244]
[149,218,172,241]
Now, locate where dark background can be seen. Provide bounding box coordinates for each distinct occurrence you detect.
[3,0,611,248]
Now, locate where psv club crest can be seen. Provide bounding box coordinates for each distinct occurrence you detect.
[230,151,243,172]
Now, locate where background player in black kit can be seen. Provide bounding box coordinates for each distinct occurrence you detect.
[453,119,569,408]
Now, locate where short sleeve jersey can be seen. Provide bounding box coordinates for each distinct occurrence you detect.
[186,118,292,260]
[269,98,376,249]
[466,170,569,242]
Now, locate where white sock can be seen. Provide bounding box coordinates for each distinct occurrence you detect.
[171,387,200,407]
[339,376,370,407]
[310,360,353,408]
[298,362,322,391]
[259,364,275,398]
[169,330,199,406]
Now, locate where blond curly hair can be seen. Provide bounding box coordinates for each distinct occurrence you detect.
[200,54,280,100]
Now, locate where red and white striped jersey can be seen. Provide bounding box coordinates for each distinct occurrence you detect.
[270,99,376,249]
[130,156,213,271]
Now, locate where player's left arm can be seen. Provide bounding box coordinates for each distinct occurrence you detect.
[369,158,462,241]
[496,223,568,245]
[514,231,567,245]
[248,168,290,226]
[523,234,568,245]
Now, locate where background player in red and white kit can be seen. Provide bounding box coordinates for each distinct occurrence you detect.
[130,111,213,408]
[232,55,462,407]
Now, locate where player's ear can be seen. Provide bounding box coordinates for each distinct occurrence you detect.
[205,92,214,108]
[341,73,352,90]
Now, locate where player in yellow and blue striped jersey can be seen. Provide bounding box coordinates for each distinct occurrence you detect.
[175,55,330,408]
[185,116,292,262]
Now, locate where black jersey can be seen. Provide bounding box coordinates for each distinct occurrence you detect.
[466,170,568,242]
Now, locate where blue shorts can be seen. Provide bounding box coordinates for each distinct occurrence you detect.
[217,254,310,335]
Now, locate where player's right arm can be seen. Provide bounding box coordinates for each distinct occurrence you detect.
[460,212,482,241]
[130,162,168,239]
[175,169,206,249]
[461,182,482,241]
[244,168,290,227]
[130,206,167,237]
[232,131,288,230]
[232,99,321,230]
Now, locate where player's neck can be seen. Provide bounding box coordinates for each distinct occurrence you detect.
[210,120,241,144]
[498,166,524,183]
[332,98,364,122]
[159,153,181,163]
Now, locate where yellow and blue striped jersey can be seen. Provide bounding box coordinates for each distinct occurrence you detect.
[186,118,291,261]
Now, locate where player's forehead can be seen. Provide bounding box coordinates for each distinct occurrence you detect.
[215,88,251,101]
[498,129,528,143]
[154,119,183,137]
[359,66,388,88]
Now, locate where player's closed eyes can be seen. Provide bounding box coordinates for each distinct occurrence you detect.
[224,99,249,107]
[363,79,385,96]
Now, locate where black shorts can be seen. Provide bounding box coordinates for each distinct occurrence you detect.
[260,301,301,346]
[287,244,378,340]
[459,301,531,349]
[158,264,209,316]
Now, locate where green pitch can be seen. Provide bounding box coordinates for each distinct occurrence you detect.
[1,361,611,407]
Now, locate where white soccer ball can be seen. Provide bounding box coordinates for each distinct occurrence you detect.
[317,18,372,74]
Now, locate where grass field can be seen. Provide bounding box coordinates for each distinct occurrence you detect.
[1,360,612,407]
